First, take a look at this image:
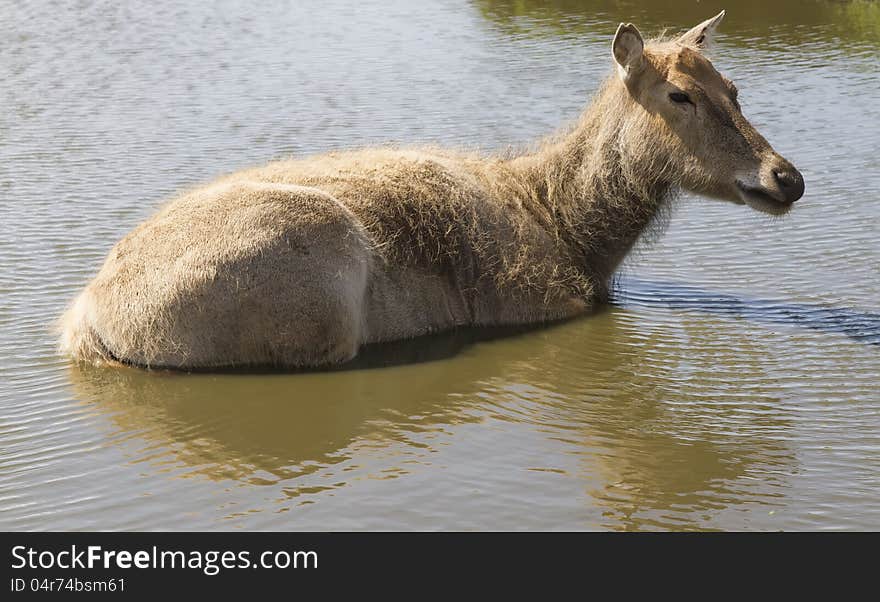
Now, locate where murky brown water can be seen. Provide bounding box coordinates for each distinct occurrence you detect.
[1,0,878,530]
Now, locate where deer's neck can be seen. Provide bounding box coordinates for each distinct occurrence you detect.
[507,80,676,288]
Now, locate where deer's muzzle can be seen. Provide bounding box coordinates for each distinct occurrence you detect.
[736,154,805,213]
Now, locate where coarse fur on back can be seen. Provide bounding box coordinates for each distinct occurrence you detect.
[58,11,804,370]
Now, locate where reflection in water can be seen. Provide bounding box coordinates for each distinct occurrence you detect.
[67,356,487,483]
[490,308,797,530]
[69,306,796,530]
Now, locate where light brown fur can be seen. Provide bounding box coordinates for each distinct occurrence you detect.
[58,12,804,370]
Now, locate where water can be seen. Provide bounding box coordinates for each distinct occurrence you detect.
[1,0,878,530]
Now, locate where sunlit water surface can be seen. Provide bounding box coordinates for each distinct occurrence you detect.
[1,0,878,530]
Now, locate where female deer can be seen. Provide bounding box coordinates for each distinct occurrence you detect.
[59,12,804,370]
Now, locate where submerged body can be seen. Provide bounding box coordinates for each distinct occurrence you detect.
[59,12,804,370]
[60,147,614,368]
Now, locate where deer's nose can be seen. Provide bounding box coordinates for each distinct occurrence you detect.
[772,166,805,203]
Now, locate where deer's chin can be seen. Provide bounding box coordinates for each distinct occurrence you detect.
[735,182,794,216]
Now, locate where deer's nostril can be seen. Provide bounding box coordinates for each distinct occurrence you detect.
[773,170,792,187]
[772,168,805,202]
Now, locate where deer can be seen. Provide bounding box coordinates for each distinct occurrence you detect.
[58,11,805,370]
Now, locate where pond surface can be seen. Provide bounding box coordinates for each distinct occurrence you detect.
[1,0,878,530]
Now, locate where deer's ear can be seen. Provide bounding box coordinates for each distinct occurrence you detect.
[612,23,644,83]
[678,10,725,50]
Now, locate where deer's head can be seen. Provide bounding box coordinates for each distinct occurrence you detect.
[612,11,804,214]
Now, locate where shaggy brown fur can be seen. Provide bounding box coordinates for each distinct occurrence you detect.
[59,12,804,370]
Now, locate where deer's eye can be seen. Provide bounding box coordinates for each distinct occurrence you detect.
[669,92,692,104]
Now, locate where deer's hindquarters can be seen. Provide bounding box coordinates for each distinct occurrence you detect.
[61,182,372,369]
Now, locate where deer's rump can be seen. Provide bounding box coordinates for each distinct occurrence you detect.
[59,181,373,369]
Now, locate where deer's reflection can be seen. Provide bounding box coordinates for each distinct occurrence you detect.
[69,303,796,530]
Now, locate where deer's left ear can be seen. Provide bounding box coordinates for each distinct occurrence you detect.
[678,10,725,49]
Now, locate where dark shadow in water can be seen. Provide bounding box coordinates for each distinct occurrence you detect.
[615,276,880,346]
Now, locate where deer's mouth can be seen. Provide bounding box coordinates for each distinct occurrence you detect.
[735,181,794,216]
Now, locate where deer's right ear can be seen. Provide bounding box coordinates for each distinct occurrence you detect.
[612,23,644,84]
